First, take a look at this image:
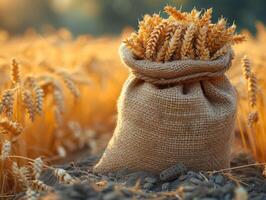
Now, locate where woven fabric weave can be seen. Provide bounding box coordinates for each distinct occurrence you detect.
[94,44,237,174]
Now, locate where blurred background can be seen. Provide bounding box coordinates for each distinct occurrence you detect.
[0,0,265,36]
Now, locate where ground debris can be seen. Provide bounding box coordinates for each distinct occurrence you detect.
[35,153,266,200]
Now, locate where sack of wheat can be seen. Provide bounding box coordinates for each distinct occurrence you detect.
[94,6,245,174]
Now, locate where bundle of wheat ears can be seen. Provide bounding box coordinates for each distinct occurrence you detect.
[124,6,246,62]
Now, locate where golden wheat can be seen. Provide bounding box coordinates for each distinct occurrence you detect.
[125,6,244,62]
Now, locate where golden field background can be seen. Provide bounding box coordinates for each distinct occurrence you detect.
[0,23,265,195]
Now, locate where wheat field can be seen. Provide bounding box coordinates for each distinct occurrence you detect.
[0,23,265,196]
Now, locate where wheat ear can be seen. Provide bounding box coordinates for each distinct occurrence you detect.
[199,8,212,26]
[0,118,23,136]
[248,111,258,128]
[123,34,145,59]
[0,140,11,160]
[11,58,21,84]
[195,26,210,60]
[211,44,230,60]
[25,76,44,115]
[0,89,14,118]
[241,55,251,80]
[146,21,168,60]
[12,162,30,189]
[54,168,77,184]
[164,27,183,61]
[181,24,196,59]
[207,18,227,52]
[232,34,246,44]
[31,180,53,192]
[248,72,257,108]
[156,24,176,62]
[164,6,187,21]
[22,90,35,121]
[32,157,43,179]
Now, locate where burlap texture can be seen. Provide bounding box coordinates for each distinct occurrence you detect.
[94,44,237,174]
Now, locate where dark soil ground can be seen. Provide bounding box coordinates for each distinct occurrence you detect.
[29,152,266,200]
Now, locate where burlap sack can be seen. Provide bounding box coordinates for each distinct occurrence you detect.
[94,44,237,174]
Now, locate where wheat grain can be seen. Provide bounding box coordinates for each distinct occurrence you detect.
[22,89,35,121]
[146,20,168,60]
[0,118,23,136]
[11,58,21,84]
[0,140,11,160]
[181,24,196,59]
[248,72,257,108]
